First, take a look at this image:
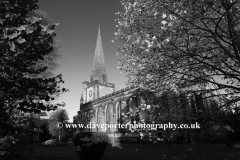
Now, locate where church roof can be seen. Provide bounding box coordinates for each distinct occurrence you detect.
[91,26,108,84]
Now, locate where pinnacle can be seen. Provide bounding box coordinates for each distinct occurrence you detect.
[91,27,108,84]
[80,94,83,101]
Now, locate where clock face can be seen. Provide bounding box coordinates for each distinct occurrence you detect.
[89,91,92,97]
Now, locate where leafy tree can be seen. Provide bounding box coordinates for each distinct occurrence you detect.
[0,0,67,129]
[128,88,191,126]
[128,88,222,142]
[0,108,41,145]
[48,108,69,142]
[114,0,240,109]
[28,10,61,79]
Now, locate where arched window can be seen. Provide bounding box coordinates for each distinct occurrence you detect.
[108,104,113,124]
[98,107,103,124]
[95,108,98,124]
[105,106,108,124]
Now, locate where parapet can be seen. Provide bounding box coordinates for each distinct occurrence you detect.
[107,82,115,88]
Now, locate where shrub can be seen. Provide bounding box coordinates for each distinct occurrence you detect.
[91,132,109,144]
[39,125,51,142]
[0,133,33,158]
[60,135,69,143]
[73,132,109,160]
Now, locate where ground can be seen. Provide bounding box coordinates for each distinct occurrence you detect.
[28,142,240,160]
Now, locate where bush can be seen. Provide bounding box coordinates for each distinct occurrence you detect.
[39,125,51,142]
[61,134,71,143]
[73,132,109,160]
[0,133,34,158]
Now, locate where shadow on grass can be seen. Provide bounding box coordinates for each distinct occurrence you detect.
[102,143,240,160]
[28,142,240,160]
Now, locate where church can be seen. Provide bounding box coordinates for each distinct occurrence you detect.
[73,26,216,136]
[73,27,140,133]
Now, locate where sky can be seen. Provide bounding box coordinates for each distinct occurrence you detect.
[38,0,128,122]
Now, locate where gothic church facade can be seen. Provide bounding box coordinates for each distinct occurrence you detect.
[73,27,139,132]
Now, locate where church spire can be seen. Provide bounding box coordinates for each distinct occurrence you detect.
[91,25,108,84]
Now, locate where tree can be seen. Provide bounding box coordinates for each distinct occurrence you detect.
[0,0,67,128]
[36,118,52,142]
[0,108,42,145]
[48,108,69,142]
[28,10,61,79]
[114,0,240,109]
[128,88,191,127]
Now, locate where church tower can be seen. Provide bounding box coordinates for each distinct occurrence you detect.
[80,26,115,108]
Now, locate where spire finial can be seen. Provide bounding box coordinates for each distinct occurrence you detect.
[80,94,83,101]
[99,23,100,28]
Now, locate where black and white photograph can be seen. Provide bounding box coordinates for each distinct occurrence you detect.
[1,0,240,159]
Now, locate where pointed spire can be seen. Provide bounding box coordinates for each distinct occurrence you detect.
[80,94,83,102]
[91,26,108,84]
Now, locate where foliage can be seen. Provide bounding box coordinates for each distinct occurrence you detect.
[0,109,40,136]
[48,108,69,141]
[223,109,240,143]
[39,122,51,142]
[0,1,67,156]
[73,132,109,160]
[0,0,67,128]
[0,135,15,151]
[91,132,109,144]
[73,132,109,146]
[114,0,240,109]
[127,88,192,126]
[28,10,61,79]
[127,88,229,143]
[0,112,37,158]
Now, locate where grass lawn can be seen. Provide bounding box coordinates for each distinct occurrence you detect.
[29,142,240,160]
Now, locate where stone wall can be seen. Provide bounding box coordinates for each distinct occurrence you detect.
[76,86,139,133]
[86,86,94,102]
[82,81,89,104]
[99,85,114,98]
